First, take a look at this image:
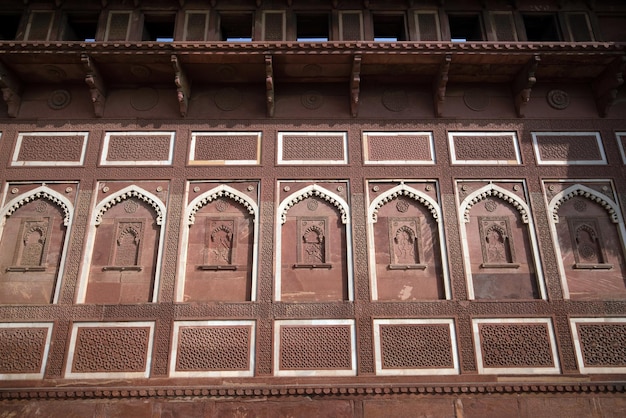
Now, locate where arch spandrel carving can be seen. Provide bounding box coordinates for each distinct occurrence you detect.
[94,185,166,226]
[2,186,73,227]
[549,184,621,224]
[461,184,530,224]
[278,184,350,225]
[369,183,440,223]
[186,184,257,226]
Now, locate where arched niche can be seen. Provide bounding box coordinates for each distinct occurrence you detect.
[77,185,166,304]
[0,186,73,304]
[548,184,626,299]
[177,184,259,302]
[367,183,451,301]
[275,184,353,302]
[459,183,546,300]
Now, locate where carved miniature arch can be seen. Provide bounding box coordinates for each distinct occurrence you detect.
[278,184,350,225]
[460,184,530,224]
[548,184,621,224]
[0,186,74,226]
[369,183,441,223]
[93,185,166,226]
[185,184,258,226]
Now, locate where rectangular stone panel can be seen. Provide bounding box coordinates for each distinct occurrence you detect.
[170,320,255,377]
[12,132,88,166]
[101,131,174,166]
[570,317,626,374]
[616,132,626,164]
[65,322,155,379]
[472,318,560,374]
[278,132,347,165]
[532,132,607,165]
[373,319,459,375]
[0,323,53,380]
[363,132,435,165]
[448,132,521,165]
[189,132,261,165]
[274,319,356,376]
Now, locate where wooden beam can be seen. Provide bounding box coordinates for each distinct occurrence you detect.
[350,55,361,118]
[512,54,540,118]
[433,54,451,118]
[81,54,107,118]
[172,55,191,118]
[593,55,625,118]
[265,55,275,117]
[0,61,22,118]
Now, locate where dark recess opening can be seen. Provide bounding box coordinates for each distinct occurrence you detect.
[142,13,176,41]
[64,12,99,41]
[297,13,329,41]
[523,14,561,41]
[220,13,253,41]
[373,14,407,41]
[448,14,483,41]
[0,13,22,40]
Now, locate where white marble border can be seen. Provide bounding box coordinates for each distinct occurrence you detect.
[189,132,261,165]
[0,322,54,380]
[362,132,435,165]
[64,321,155,379]
[616,132,626,164]
[169,320,256,378]
[273,319,356,377]
[277,132,348,165]
[570,317,626,374]
[532,132,607,165]
[448,132,521,165]
[100,131,175,166]
[373,318,459,376]
[11,132,88,167]
[472,318,561,375]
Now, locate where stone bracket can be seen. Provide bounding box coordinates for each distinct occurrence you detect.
[0,60,22,118]
[593,55,625,118]
[512,54,540,118]
[350,55,362,118]
[265,55,275,117]
[81,54,107,118]
[433,54,451,118]
[172,55,191,117]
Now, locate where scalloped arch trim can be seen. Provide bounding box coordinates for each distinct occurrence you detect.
[549,184,620,224]
[461,184,529,224]
[370,184,440,223]
[94,186,165,226]
[3,186,73,226]
[186,185,257,226]
[279,184,349,225]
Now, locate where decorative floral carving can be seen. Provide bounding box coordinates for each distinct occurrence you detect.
[95,187,164,226]
[301,91,324,109]
[5,188,72,226]
[280,185,349,225]
[48,89,71,110]
[547,89,570,109]
[187,185,256,225]
[371,185,439,223]
[550,185,619,224]
[462,184,528,224]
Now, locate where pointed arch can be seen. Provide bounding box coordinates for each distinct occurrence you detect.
[548,184,621,224]
[460,183,530,224]
[94,185,165,226]
[1,185,73,226]
[185,184,258,226]
[278,184,350,225]
[369,183,440,223]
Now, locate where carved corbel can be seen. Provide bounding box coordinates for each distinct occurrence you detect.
[512,55,540,118]
[350,55,361,118]
[81,54,107,117]
[0,61,23,118]
[433,54,451,118]
[265,55,275,117]
[593,55,625,118]
[172,55,191,117]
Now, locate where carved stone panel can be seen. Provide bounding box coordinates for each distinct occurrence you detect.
[0,323,53,380]
[570,318,626,374]
[12,132,88,166]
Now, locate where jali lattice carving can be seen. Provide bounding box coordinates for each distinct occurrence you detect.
[0,328,47,373]
[71,327,150,373]
[380,324,453,369]
[577,324,626,367]
[280,326,352,369]
[479,323,554,368]
[281,135,344,161]
[175,326,251,371]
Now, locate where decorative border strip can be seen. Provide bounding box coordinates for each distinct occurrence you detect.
[100,131,175,166]
[448,132,521,165]
[570,317,626,374]
[0,322,54,381]
[373,319,459,376]
[11,132,88,167]
[362,132,435,165]
[189,132,261,165]
[169,320,256,378]
[277,132,348,165]
[472,318,561,375]
[531,132,607,165]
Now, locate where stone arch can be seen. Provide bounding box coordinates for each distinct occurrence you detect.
[94,185,165,226]
[185,184,257,226]
[369,183,440,223]
[549,184,621,224]
[1,185,73,226]
[278,184,350,225]
[460,183,530,224]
